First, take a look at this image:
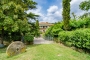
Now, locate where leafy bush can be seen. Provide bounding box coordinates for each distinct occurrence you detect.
[58,31,73,44]
[70,17,90,30]
[45,22,63,37]
[24,35,34,42]
[58,28,90,50]
[24,33,34,42]
[45,17,90,38]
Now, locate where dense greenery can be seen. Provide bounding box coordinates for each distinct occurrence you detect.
[35,20,40,37]
[24,33,34,44]
[58,29,90,50]
[45,16,90,51]
[45,22,63,37]
[44,0,90,52]
[0,0,39,44]
[45,17,90,37]
[62,0,71,30]
[24,35,34,42]
[70,17,90,29]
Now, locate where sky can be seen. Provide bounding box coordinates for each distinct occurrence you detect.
[27,0,87,23]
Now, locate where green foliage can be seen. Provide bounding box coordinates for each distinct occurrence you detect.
[35,20,40,37]
[0,0,39,44]
[24,35,34,42]
[24,33,34,42]
[70,17,90,29]
[28,22,40,37]
[45,17,90,41]
[27,12,39,20]
[58,28,90,50]
[62,0,71,30]
[0,0,38,31]
[45,23,63,37]
[35,20,39,29]
[79,0,90,11]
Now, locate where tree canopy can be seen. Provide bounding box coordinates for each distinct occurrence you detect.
[79,0,90,11]
[0,0,39,44]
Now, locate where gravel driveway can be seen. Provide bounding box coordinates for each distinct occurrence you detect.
[34,37,54,44]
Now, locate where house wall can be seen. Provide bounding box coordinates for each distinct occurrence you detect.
[39,22,53,33]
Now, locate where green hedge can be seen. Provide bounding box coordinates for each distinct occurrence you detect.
[58,29,90,50]
[45,17,90,37]
[45,22,63,37]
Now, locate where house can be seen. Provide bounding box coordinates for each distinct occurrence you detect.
[39,22,53,33]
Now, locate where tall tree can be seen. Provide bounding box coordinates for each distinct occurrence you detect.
[62,0,71,30]
[79,0,90,11]
[35,20,39,29]
[0,0,38,44]
[35,20,40,37]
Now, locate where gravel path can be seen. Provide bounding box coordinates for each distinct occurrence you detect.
[34,37,54,44]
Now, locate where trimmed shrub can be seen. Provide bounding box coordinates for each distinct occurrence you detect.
[58,31,73,45]
[58,29,90,50]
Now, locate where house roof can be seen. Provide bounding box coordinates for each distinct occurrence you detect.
[39,22,53,26]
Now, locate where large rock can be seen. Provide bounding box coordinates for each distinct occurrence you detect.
[6,41,26,56]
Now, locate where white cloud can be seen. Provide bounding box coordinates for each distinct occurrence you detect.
[47,5,58,13]
[43,5,62,23]
[70,0,85,5]
[27,5,62,23]
[44,0,87,23]
[27,0,88,23]
[70,0,78,5]
[54,8,62,17]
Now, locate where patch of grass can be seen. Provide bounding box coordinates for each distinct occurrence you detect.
[0,43,90,60]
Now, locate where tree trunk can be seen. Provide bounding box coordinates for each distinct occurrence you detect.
[1,27,4,44]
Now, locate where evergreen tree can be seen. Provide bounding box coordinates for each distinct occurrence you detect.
[35,20,40,37]
[0,0,38,44]
[62,0,71,30]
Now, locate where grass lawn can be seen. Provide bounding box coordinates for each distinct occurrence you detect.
[0,43,90,60]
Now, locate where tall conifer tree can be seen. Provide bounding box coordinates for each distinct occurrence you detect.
[62,0,71,30]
